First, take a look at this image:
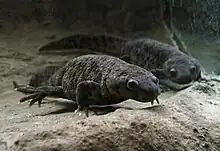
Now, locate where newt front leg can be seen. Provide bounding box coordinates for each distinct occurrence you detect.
[75,80,103,117]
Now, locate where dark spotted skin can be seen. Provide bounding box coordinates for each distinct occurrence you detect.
[38,34,202,89]
[14,55,160,116]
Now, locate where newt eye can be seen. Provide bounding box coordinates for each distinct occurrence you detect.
[190,66,196,73]
[170,68,177,78]
[152,76,159,85]
[127,79,139,90]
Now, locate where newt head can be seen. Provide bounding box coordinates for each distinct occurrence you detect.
[106,70,160,104]
[163,55,201,85]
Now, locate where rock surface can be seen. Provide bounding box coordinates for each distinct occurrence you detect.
[1,81,220,151]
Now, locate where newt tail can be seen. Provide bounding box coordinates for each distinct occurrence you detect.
[38,34,128,56]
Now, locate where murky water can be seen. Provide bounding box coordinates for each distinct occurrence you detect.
[181,33,220,74]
